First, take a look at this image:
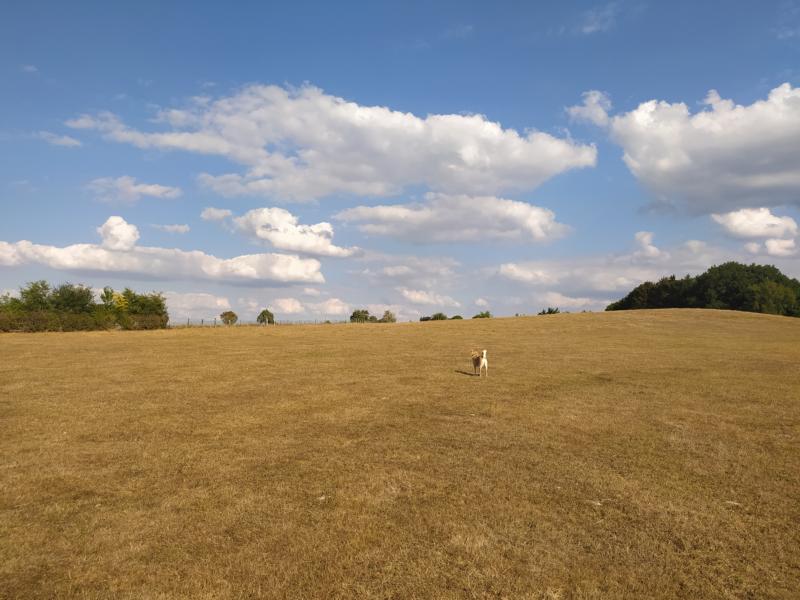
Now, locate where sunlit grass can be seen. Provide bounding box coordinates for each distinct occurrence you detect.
[1,309,798,598]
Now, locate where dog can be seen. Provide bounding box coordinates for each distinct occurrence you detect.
[471,349,488,377]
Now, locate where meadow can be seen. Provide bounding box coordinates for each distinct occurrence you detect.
[1,309,798,599]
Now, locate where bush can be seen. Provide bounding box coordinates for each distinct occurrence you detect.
[538,307,560,315]
[220,311,238,326]
[431,312,448,320]
[379,310,396,323]
[450,315,463,320]
[350,309,370,323]
[472,311,491,319]
[0,282,169,332]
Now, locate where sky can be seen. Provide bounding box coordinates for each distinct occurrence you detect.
[2,0,800,322]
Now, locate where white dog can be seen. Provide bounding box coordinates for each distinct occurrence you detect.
[471,349,488,377]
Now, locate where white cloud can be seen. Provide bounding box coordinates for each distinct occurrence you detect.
[765,238,797,257]
[0,217,323,285]
[36,131,82,147]
[337,193,568,243]
[200,207,233,221]
[632,231,668,261]
[497,232,722,297]
[356,253,460,290]
[308,297,350,316]
[67,84,596,202]
[97,216,140,251]
[399,288,460,307]
[164,292,231,320]
[20,64,38,73]
[232,207,359,257]
[475,297,489,307]
[152,224,190,234]
[302,287,321,296]
[567,91,612,127]
[270,297,304,314]
[604,83,800,212]
[744,242,762,254]
[578,3,621,34]
[711,207,797,239]
[88,176,182,203]
[498,263,558,285]
[535,291,604,310]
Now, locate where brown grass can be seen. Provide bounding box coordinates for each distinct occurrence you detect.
[1,309,799,599]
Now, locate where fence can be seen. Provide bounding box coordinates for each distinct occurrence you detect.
[170,318,350,328]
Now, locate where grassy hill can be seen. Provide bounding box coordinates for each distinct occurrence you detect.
[1,309,798,598]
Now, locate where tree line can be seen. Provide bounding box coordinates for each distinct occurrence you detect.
[606,262,800,317]
[0,281,168,332]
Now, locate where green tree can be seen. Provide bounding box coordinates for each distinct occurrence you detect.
[537,307,560,315]
[350,309,370,323]
[450,315,463,320]
[472,311,491,319]
[431,312,448,320]
[220,310,238,326]
[379,310,397,323]
[50,283,95,313]
[100,286,115,309]
[257,308,275,325]
[20,280,51,311]
[606,262,800,317]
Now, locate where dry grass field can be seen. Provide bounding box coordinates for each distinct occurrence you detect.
[1,309,799,599]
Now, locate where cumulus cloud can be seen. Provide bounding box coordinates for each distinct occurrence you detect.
[0,217,323,285]
[535,291,606,310]
[307,297,350,316]
[632,231,668,261]
[67,84,596,202]
[356,253,460,290]
[88,176,182,203]
[567,91,612,127]
[232,207,358,257]
[602,83,800,212]
[36,131,82,147]
[337,193,568,243]
[152,224,190,234]
[200,207,233,221]
[711,207,798,239]
[270,297,304,314]
[399,288,461,307]
[764,238,797,257]
[475,297,489,307]
[164,292,231,320]
[97,216,140,250]
[497,232,722,297]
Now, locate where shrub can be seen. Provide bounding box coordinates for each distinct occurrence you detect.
[220,311,238,326]
[538,307,560,315]
[450,315,463,320]
[431,312,448,320]
[350,309,370,323]
[379,310,396,323]
[472,311,491,319]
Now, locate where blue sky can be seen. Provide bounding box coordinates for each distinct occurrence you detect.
[2,1,800,321]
